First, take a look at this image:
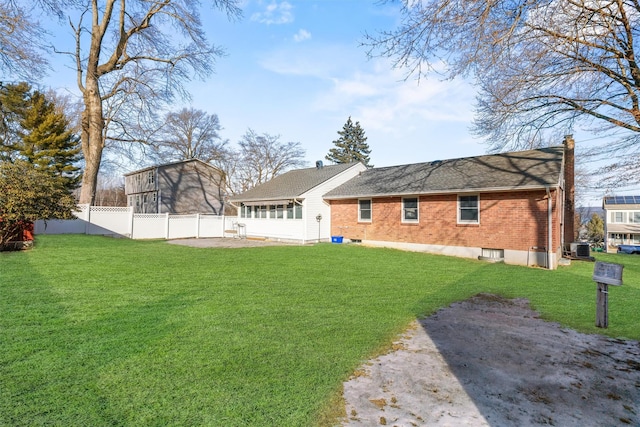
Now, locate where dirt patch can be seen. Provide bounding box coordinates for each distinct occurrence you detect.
[342,293,640,426]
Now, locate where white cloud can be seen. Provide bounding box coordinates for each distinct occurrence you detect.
[258,43,354,78]
[250,1,294,25]
[293,29,311,42]
[315,60,474,128]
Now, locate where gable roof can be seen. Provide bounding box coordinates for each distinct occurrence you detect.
[324,146,565,199]
[229,162,361,203]
[124,159,221,176]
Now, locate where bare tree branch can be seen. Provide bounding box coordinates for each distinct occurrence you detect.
[365,0,640,166]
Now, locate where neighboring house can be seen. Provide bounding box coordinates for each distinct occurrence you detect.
[228,162,367,242]
[602,195,640,252]
[324,138,576,269]
[124,159,225,214]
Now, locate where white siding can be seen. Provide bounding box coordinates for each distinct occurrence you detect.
[232,163,367,243]
[236,217,305,241]
[303,163,367,242]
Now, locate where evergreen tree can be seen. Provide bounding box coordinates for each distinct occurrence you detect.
[325,116,372,166]
[586,213,604,244]
[0,83,81,191]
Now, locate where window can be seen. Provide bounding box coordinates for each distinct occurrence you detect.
[240,203,247,218]
[147,170,154,185]
[359,199,372,222]
[295,203,302,219]
[612,212,626,223]
[276,205,284,219]
[269,205,276,218]
[482,248,504,259]
[610,233,624,245]
[258,205,267,218]
[152,192,157,203]
[630,212,640,223]
[458,195,479,223]
[402,197,418,222]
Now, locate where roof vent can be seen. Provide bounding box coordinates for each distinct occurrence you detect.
[316,160,323,169]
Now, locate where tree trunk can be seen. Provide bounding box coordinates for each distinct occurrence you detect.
[78,78,105,205]
[78,4,107,206]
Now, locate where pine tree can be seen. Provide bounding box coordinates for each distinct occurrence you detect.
[586,213,604,244]
[0,83,81,192]
[18,91,81,191]
[325,116,372,166]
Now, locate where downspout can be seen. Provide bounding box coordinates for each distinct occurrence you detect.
[546,186,553,270]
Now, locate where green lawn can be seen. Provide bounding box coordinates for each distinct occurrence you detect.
[1,235,639,426]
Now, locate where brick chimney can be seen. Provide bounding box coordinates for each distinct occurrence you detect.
[563,135,576,244]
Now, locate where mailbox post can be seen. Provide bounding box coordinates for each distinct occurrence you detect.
[592,261,623,328]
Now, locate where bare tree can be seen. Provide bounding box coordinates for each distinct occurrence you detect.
[0,1,61,79]
[365,0,640,175]
[44,0,242,205]
[152,107,228,163]
[233,129,307,193]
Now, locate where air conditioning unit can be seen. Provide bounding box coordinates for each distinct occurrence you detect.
[570,242,590,258]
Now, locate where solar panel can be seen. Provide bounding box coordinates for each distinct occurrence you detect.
[603,195,640,205]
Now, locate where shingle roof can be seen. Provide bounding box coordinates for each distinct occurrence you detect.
[229,162,360,202]
[324,146,564,199]
[123,158,220,176]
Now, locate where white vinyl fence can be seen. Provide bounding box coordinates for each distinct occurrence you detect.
[35,205,234,240]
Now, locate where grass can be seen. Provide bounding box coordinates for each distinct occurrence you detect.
[1,235,639,426]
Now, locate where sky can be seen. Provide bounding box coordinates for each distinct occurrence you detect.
[36,0,483,169]
[31,0,636,204]
[184,0,484,168]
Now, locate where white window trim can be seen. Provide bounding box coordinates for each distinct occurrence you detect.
[402,197,419,223]
[358,199,372,222]
[458,194,480,224]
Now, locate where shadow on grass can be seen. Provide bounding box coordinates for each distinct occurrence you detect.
[0,250,195,425]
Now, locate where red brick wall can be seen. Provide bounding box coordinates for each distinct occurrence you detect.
[330,190,561,252]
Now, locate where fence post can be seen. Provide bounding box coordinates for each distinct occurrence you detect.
[85,205,92,235]
[165,213,170,239]
[129,207,134,239]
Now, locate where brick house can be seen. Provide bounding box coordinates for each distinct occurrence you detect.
[228,162,367,242]
[324,137,576,269]
[124,159,225,214]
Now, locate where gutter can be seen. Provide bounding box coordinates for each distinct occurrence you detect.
[324,184,560,200]
[546,186,553,270]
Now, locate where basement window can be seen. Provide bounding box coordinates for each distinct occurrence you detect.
[479,248,504,263]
